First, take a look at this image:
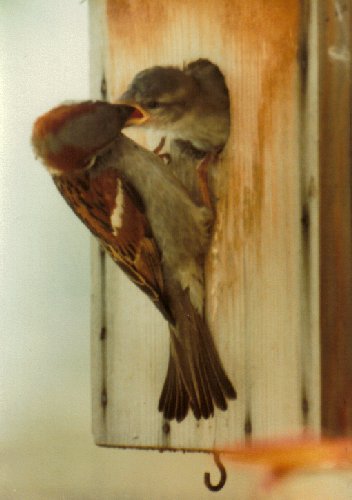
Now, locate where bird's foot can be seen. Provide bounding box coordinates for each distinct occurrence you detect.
[196,152,217,209]
[153,136,171,164]
[153,136,166,155]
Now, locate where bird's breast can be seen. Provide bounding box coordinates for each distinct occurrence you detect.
[160,111,229,152]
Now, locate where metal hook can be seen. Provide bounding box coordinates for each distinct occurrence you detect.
[204,452,227,492]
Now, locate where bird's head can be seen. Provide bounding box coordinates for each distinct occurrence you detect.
[32,101,134,175]
[118,66,199,129]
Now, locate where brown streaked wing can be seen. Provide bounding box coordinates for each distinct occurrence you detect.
[52,168,173,323]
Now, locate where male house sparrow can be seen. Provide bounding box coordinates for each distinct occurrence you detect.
[32,101,236,421]
[119,59,230,207]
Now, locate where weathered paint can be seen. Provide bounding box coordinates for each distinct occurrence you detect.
[90,0,323,450]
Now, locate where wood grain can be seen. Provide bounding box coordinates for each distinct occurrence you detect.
[90,0,322,450]
[319,0,352,436]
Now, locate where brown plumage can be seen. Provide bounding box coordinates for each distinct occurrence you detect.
[54,168,171,321]
[32,100,236,421]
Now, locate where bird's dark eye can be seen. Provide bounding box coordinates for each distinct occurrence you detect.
[146,101,161,109]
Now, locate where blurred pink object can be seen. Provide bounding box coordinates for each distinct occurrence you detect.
[220,434,352,487]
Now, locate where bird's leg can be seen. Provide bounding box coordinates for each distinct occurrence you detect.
[153,136,166,155]
[196,152,217,209]
[153,136,171,164]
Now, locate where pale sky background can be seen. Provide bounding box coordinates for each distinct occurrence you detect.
[1,2,352,499]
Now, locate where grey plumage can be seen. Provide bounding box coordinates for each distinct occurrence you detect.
[103,135,236,420]
[120,58,230,153]
[118,61,234,417]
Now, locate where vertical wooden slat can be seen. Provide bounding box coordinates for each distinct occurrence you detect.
[319,0,352,435]
[298,0,321,432]
[89,0,109,443]
[89,0,321,450]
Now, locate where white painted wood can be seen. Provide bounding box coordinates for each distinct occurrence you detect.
[90,0,320,450]
[299,0,320,432]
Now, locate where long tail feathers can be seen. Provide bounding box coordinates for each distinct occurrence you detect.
[158,352,190,422]
[158,280,236,422]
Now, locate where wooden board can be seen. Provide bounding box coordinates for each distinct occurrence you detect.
[90,0,321,451]
[319,0,352,436]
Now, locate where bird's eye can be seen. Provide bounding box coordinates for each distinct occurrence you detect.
[146,101,161,109]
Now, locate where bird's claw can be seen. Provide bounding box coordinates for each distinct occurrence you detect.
[153,136,166,155]
[196,152,216,210]
[153,136,171,164]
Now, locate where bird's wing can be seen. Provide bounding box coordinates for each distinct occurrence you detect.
[53,166,173,323]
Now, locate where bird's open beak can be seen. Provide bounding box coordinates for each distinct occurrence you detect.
[115,99,150,127]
